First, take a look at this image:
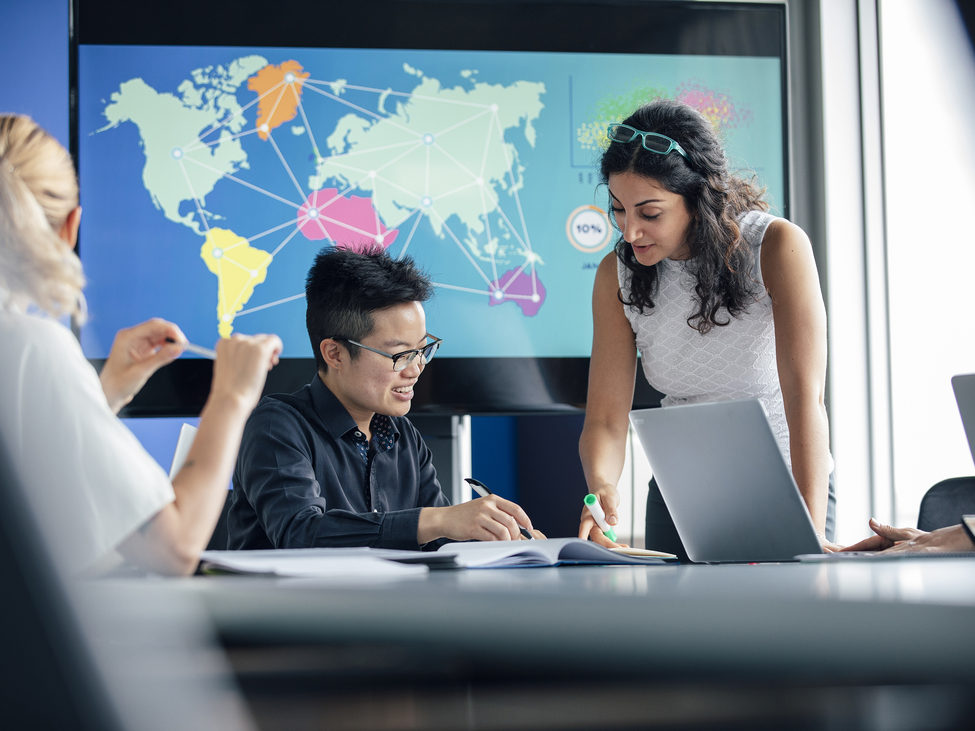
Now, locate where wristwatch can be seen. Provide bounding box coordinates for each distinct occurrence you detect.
[962,515,975,549]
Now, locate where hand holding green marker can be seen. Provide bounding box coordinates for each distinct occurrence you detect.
[583,493,617,543]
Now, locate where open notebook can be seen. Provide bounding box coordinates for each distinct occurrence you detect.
[435,537,676,568]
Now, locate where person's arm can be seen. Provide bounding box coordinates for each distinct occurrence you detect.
[577,252,638,547]
[417,496,535,544]
[761,220,833,543]
[98,318,188,414]
[404,427,539,545]
[881,524,974,553]
[116,333,282,574]
[842,518,974,554]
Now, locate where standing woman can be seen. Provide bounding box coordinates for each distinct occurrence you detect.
[578,100,836,560]
[0,114,283,575]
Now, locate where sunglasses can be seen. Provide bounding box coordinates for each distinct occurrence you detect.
[606,124,688,160]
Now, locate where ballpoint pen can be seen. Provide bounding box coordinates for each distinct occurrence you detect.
[165,337,217,360]
[464,477,535,540]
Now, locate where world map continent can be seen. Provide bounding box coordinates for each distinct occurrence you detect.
[98,56,549,339]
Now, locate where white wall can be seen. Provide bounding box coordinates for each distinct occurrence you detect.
[820,0,876,544]
[880,0,975,526]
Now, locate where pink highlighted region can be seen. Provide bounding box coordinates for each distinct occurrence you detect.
[297,188,398,252]
[488,269,546,317]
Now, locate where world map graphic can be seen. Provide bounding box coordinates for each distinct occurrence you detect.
[78,47,783,359]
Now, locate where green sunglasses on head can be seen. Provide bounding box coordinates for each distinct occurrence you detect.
[606,123,688,160]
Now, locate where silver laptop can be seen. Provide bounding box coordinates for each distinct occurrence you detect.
[952,373,975,465]
[629,399,822,563]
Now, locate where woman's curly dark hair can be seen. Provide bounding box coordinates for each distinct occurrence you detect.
[600,99,767,334]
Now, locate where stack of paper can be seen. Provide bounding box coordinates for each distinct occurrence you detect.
[199,548,434,580]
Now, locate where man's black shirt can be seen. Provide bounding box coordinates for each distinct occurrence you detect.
[228,375,450,550]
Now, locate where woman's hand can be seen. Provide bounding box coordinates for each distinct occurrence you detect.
[819,536,844,553]
[878,523,974,554]
[841,518,925,552]
[209,333,283,412]
[578,486,626,547]
[99,318,186,413]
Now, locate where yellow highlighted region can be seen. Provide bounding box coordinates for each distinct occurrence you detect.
[200,228,272,338]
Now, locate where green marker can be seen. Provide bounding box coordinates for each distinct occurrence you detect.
[584,493,617,542]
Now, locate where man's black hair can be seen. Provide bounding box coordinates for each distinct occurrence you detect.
[305,244,433,372]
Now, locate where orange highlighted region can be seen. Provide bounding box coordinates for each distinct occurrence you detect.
[247,60,310,140]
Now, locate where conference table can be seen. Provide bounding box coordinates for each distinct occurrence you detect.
[98,556,975,730]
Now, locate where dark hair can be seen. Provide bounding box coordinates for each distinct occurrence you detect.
[305,245,433,372]
[600,99,767,334]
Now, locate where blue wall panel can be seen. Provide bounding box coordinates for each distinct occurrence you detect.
[0,0,69,148]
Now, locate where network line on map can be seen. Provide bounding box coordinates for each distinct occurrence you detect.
[168,68,543,325]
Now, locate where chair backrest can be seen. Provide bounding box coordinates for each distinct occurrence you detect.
[206,490,234,551]
[0,436,125,731]
[916,476,975,531]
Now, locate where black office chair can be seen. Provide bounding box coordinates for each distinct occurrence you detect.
[916,476,975,531]
[1,433,257,730]
[205,490,234,551]
[0,437,125,731]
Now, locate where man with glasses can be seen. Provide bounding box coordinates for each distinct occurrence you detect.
[227,246,537,550]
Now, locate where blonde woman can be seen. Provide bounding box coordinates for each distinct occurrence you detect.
[0,114,282,575]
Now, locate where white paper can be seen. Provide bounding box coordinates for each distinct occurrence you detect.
[199,549,429,581]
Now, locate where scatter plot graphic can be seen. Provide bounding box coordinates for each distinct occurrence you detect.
[574,80,753,152]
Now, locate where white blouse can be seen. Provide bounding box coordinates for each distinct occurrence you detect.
[619,210,793,465]
[0,307,174,573]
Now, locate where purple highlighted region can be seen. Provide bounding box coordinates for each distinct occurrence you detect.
[297,188,398,252]
[488,268,546,317]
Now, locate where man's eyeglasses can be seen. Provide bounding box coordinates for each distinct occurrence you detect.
[335,334,443,372]
[606,124,688,160]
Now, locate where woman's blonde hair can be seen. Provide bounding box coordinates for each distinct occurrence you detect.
[0,114,85,320]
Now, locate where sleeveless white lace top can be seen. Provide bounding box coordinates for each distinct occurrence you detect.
[619,210,792,465]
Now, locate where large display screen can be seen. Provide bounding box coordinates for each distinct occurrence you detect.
[73,0,788,414]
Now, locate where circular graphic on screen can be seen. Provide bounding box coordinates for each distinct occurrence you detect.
[566,205,611,254]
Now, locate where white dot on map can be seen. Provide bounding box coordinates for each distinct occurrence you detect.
[259,124,269,133]
[493,290,505,301]
[476,177,484,186]
[490,104,498,112]
[212,248,223,258]
[249,270,258,278]
[375,234,384,244]
[221,314,232,322]
[423,133,434,145]
[170,148,183,159]
[531,294,540,303]
[284,72,296,83]
[369,170,377,178]
[307,208,319,219]
[421,196,432,208]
